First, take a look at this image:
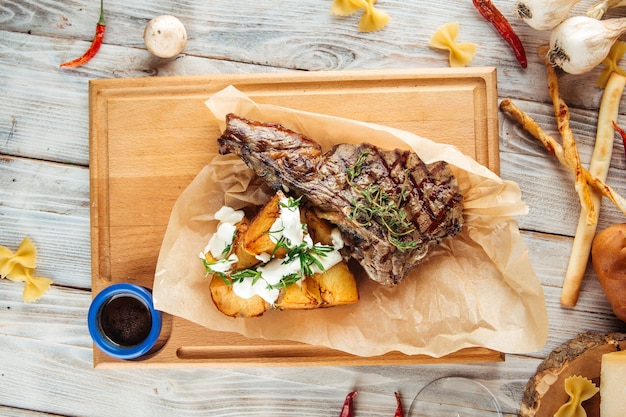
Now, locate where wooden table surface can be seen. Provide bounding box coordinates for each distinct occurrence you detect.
[2,0,626,416]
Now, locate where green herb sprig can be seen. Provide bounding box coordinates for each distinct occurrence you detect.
[347,152,418,252]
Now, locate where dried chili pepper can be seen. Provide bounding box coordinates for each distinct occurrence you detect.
[472,0,527,68]
[394,392,403,417]
[612,120,626,159]
[339,391,357,417]
[60,0,105,67]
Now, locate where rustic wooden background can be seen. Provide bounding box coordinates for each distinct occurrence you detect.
[2,0,626,415]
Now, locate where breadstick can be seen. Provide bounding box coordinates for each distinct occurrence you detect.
[499,99,626,215]
[562,72,626,307]
[540,45,596,226]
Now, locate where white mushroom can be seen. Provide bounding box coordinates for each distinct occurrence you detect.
[143,15,187,59]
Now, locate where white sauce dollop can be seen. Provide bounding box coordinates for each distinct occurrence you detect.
[232,277,280,304]
[268,201,304,247]
[203,206,245,259]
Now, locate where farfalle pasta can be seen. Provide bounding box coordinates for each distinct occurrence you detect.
[330,0,390,32]
[331,0,364,16]
[0,237,52,303]
[553,375,599,417]
[597,40,626,88]
[429,22,477,68]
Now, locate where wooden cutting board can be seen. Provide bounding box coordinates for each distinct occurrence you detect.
[89,68,502,368]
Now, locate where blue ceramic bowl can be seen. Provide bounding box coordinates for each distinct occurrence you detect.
[88,283,162,360]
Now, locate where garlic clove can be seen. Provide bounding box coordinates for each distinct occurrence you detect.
[548,16,626,74]
[513,0,580,31]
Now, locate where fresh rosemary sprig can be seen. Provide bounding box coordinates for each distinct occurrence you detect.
[346,151,370,186]
[347,152,418,252]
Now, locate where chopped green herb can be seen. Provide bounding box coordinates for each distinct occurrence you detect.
[284,241,334,277]
[230,268,263,285]
[279,195,303,210]
[221,241,233,257]
[268,272,301,290]
[202,256,237,281]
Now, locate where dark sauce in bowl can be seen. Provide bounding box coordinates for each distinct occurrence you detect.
[99,295,152,347]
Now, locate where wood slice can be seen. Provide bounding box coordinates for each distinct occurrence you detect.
[520,332,626,417]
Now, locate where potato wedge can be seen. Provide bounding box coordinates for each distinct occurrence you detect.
[209,275,269,318]
[311,262,359,306]
[243,191,287,257]
[229,217,260,270]
[304,208,335,246]
[275,279,322,309]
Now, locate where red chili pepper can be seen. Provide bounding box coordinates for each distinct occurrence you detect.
[60,0,105,67]
[339,391,357,417]
[612,120,626,159]
[472,0,527,68]
[394,392,403,417]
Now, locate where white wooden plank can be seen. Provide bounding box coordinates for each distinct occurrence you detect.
[0,156,90,288]
[0,0,610,108]
[0,29,286,166]
[3,27,259,164]
[0,341,348,417]
[0,407,66,417]
[0,281,90,346]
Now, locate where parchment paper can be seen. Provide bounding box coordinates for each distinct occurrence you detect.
[153,85,548,357]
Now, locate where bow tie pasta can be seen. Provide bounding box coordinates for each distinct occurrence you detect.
[429,22,478,68]
[331,0,390,32]
[0,237,53,302]
[553,376,599,417]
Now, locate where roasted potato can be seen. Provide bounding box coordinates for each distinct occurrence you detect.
[275,279,322,309]
[228,217,260,271]
[304,208,335,246]
[209,275,269,318]
[207,192,359,317]
[243,191,287,258]
[311,262,359,306]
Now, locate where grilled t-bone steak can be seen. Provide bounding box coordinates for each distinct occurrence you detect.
[217,113,464,286]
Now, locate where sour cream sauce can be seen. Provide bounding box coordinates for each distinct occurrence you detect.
[202,206,245,260]
[202,197,345,305]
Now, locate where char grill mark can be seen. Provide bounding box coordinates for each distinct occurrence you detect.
[217,113,464,286]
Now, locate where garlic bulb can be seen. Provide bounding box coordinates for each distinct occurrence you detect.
[513,0,580,31]
[587,0,626,19]
[548,16,626,74]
